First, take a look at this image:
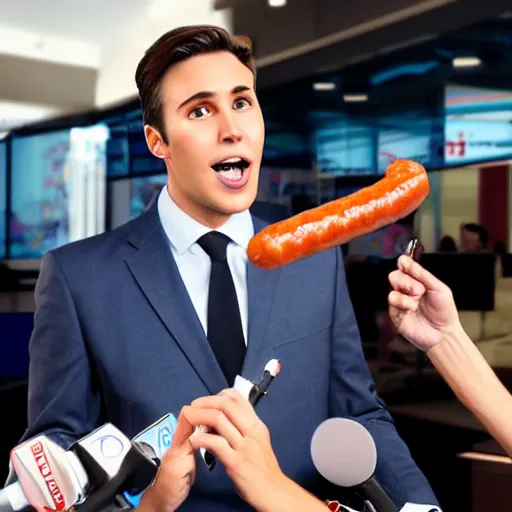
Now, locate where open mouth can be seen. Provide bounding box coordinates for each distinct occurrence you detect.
[211,157,250,180]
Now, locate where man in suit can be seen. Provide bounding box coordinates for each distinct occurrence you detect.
[18,25,440,511]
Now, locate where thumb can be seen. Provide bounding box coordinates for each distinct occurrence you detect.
[398,255,443,292]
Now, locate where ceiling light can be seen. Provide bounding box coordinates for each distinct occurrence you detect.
[313,82,336,91]
[453,56,481,68]
[343,94,368,102]
[269,0,286,6]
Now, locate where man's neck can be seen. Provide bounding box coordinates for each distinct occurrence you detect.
[166,184,231,230]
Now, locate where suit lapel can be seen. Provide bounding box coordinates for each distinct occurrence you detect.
[124,204,227,394]
[241,217,281,381]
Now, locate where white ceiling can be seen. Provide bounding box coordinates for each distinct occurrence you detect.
[0,0,228,129]
[0,100,63,131]
[0,0,150,43]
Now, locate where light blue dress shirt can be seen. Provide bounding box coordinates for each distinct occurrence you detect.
[157,185,253,344]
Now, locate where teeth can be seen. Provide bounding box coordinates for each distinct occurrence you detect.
[220,157,242,164]
[219,167,243,179]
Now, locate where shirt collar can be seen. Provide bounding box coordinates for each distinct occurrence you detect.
[157,185,254,255]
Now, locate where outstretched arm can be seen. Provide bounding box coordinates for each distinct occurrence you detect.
[389,254,512,457]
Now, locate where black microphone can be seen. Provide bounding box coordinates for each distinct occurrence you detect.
[311,418,398,512]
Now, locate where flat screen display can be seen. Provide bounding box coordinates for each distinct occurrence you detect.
[377,113,441,171]
[313,113,375,175]
[445,84,512,165]
[110,174,167,229]
[128,120,166,174]
[106,124,130,177]
[10,126,108,258]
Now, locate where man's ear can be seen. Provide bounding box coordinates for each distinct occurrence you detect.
[144,125,169,159]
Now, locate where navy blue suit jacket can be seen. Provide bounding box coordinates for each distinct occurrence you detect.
[21,200,439,510]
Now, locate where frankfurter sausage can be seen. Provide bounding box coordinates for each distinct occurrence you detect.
[247,159,429,270]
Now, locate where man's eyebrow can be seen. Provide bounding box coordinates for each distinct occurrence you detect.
[232,85,251,94]
[178,91,214,111]
[177,85,252,111]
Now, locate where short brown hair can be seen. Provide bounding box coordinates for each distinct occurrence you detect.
[135,25,255,142]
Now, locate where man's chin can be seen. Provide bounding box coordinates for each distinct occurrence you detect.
[215,191,257,215]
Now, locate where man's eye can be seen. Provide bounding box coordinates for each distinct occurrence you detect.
[234,99,251,110]
[189,106,210,119]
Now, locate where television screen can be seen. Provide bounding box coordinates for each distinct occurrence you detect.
[313,113,375,175]
[0,141,6,259]
[445,84,512,165]
[377,113,442,171]
[262,130,312,169]
[130,174,167,218]
[10,126,108,258]
[106,124,130,177]
[110,174,167,229]
[128,120,166,174]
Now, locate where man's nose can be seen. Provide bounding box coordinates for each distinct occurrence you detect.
[218,111,242,143]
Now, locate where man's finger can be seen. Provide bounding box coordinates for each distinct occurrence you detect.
[182,406,243,448]
[189,432,236,469]
[191,394,259,435]
[397,255,443,292]
[219,388,252,409]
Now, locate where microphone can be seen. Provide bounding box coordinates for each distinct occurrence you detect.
[311,418,398,512]
[0,434,89,512]
[123,413,178,508]
[0,423,158,512]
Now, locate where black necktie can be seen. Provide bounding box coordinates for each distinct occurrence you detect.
[197,231,246,386]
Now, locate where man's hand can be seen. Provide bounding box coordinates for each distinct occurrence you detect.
[136,409,196,512]
[182,389,289,512]
[388,254,461,352]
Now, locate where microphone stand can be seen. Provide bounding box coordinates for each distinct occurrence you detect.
[356,478,399,512]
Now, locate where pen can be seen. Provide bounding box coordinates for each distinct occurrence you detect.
[201,359,281,472]
[249,359,281,407]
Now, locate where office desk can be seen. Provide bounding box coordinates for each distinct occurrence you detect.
[458,439,512,512]
[388,400,491,512]
[388,400,486,432]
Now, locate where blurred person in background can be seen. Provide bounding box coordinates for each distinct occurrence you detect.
[437,235,457,253]
[14,25,440,512]
[460,222,488,253]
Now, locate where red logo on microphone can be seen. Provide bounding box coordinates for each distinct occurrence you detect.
[31,441,66,510]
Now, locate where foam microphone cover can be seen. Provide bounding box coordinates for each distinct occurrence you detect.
[311,418,377,488]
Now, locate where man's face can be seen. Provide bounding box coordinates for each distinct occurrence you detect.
[148,51,265,228]
[460,228,481,253]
